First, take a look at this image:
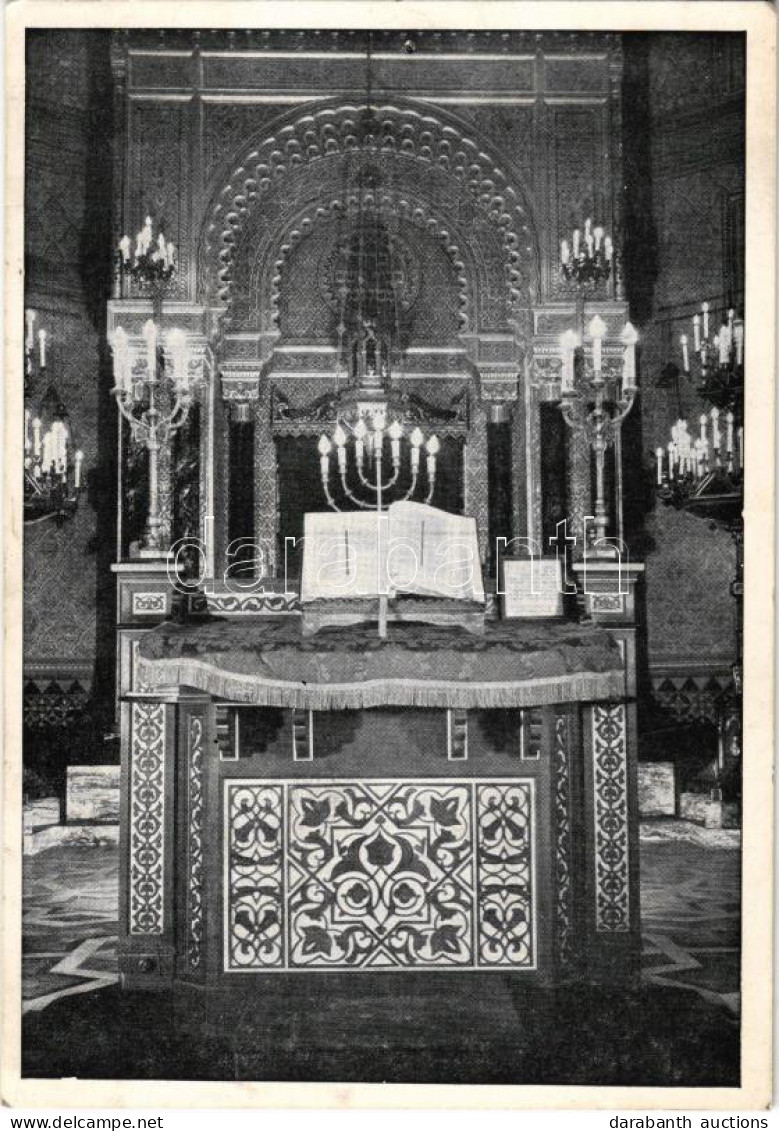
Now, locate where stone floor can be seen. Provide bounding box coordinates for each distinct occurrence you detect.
[22,828,740,1016]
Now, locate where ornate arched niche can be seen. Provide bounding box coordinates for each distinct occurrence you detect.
[199,101,539,577]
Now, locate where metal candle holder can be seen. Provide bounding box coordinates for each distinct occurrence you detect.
[317,412,440,636]
[559,317,639,555]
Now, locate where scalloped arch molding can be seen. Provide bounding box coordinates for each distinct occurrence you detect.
[199,101,539,329]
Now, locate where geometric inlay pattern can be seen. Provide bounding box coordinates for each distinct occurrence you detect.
[187,714,205,968]
[225,779,535,971]
[553,711,573,966]
[128,701,166,935]
[592,703,630,933]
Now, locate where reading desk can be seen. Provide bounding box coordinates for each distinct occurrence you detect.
[117,606,641,991]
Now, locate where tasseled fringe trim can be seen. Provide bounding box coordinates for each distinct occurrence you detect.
[135,656,626,709]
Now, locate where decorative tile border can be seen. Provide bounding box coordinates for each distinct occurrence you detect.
[128,702,166,935]
[592,703,630,933]
[554,711,573,967]
[187,715,205,968]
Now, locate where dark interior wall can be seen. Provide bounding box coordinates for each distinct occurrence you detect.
[622,33,745,672]
[23,31,115,791]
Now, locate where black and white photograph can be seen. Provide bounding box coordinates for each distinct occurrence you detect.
[3,1,774,1109]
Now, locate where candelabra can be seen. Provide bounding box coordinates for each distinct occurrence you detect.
[560,217,613,288]
[317,412,440,636]
[111,320,195,556]
[678,301,744,416]
[656,302,745,767]
[117,215,176,299]
[23,309,84,525]
[112,218,193,556]
[558,316,639,555]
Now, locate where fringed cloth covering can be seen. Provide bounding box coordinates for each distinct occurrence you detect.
[135,618,626,710]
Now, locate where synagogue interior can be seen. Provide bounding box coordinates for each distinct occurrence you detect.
[21,28,744,1084]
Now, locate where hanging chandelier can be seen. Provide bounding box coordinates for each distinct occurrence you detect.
[23,309,84,525]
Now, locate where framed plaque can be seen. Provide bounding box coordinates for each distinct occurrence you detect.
[499,556,564,619]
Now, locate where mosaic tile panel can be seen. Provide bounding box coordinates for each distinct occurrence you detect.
[592,703,630,933]
[128,702,166,935]
[225,779,535,972]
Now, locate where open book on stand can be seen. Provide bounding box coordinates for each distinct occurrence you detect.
[300,502,485,630]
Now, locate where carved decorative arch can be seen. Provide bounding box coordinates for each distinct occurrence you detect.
[251,189,478,335]
[198,100,539,329]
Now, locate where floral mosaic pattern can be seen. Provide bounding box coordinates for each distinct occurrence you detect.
[187,715,204,969]
[554,711,573,968]
[592,703,630,932]
[225,779,535,971]
[128,702,165,935]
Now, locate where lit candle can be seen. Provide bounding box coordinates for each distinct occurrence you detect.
[32,417,42,458]
[389,419,403,468]
[585,233,594,257]
[702,302,710,340]
[694,438,705,479]
[710,407,721,453]
[74,450,83,490]
[680,334,690,372]
[354,417,367,471]
[621,322,638,390]
[572,228,580,257]
[693,314,701,353]
[560,239,570,265]
[604,236,613,262]
[25,309,35,351]
[699,413,708,445]
[317,434,331,482]
[119,235,131,263]
[426,434,440,482]
[589,315,606,373]
[719,324,730,364]
[372,413,385,461]
[656,446,664,485]
[38,328,47,368]
[560,329,578,394]
[410,426,423,474]
[333,423,347,474]
[143,319,157,381]
[594,226,604,251]
[725,411,734,454]
[585,217,592,236]
[166,242,175,269]
[667,441,676,480]
[734,318,744,365]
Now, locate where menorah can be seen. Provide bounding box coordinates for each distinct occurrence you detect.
[559,316,639,555]
[317,412,441,636]
[111,320,195,556]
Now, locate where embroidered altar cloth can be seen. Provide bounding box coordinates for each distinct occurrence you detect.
[135,618,625,709]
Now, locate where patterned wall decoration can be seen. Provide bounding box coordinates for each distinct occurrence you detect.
[128,101,189,299]
[554,711,573,969]
[187,714,205,969]
[225,778,535,971]
[591,703,630,934]
[128,701,166,935]
[199,101,538,325]
[269,199,467,340]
